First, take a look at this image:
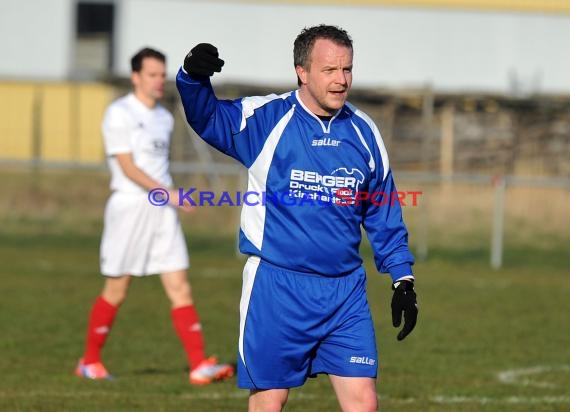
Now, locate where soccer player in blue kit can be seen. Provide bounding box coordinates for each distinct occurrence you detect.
[177,25,419,411]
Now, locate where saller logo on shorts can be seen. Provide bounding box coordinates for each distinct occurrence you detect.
[349,356,376,365]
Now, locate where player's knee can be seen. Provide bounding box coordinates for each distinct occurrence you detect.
[249,390,288,412]
[102,288,128,306]
[248,398,287,412]
[339,389,377,412]
[166,280,192,306]
[175,279,192,297]
[355,391,378,412]
[365,392,379,412]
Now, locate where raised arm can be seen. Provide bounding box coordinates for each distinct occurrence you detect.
[176,44,243,161]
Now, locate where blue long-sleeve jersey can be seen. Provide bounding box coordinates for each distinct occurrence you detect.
[177,69,414,281]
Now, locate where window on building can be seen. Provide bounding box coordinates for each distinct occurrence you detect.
[73,2,114,79]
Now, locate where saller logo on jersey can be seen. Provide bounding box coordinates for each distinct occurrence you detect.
[349,356,376,365]
[312,137,341,147]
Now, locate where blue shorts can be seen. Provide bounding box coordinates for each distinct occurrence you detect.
[237,256,378,389]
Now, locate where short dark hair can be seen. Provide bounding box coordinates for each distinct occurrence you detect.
[131,47,166,72]
[293,24,353,70]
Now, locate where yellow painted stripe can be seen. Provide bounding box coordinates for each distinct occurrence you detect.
[229,0,570,14]
[0,83,35,160]
[0,82,112,163]
[41,84,74,161]
[77,84,114,163]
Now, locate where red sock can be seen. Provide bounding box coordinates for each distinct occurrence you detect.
[82,296,118,364]
[171,305,206,370]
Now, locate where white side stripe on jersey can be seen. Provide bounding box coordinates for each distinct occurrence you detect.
[240,106,295,250]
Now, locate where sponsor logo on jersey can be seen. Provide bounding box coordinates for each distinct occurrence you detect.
[349,356,376,365]
[311,137,341,147]
[289,167,364,204]
[152,139,168,150]
[143,139,169,155]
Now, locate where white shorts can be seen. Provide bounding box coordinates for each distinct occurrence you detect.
[100,192,189,277]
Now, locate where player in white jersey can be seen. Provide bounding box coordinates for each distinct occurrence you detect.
[75,47,234,385]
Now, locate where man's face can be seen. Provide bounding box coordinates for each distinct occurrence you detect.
[296,38,353,116]
[132,57,166,101]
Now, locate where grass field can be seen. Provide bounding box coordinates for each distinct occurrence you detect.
[1,168,569,411]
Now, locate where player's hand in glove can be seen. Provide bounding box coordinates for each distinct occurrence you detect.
[183,43,224,77]
[391,280,418,341]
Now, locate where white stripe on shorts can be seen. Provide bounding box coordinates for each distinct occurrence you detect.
[239,255,261,368]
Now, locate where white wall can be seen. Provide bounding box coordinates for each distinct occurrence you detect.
[117,0,570,94]
[1,0,568,94]
[0,0,74,80]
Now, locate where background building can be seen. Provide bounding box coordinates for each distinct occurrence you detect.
[2,0,570,94]
[1,0,570,174]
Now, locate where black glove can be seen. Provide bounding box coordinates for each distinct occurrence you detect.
[391,280,418,341]
[183,43,224,77]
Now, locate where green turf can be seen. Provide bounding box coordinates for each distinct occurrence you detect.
[0,229,568,412]
[1,166,568,411]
